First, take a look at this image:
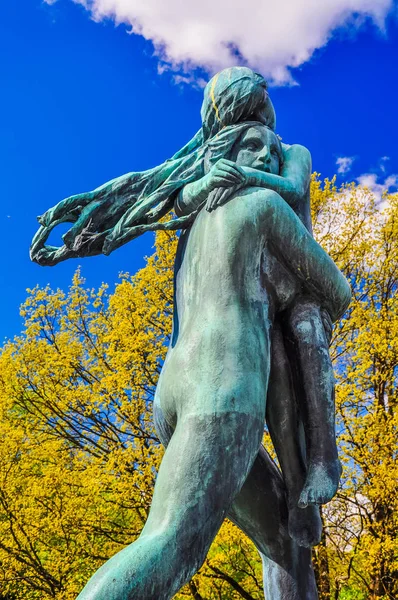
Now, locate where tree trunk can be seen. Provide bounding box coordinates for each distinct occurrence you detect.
[189,579,205,600]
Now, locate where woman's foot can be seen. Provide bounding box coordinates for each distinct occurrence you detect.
[298,458,342,507]
[288,503,322,548]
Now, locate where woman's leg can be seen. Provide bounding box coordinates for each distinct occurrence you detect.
[267,320,322,547]
[240,189,346,508]
[228,445,319,600]
[246,188,351,321]
[287,299,341,507]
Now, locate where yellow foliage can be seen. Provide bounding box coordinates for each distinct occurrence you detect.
[0,182,397,598]
[0,231,176,598]
[311,177,398,600]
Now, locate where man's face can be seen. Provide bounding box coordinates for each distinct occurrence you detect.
[235,126,282,175]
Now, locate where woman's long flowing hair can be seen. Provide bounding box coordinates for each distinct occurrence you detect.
[31,67,276,266]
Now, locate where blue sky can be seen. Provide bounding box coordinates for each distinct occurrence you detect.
[1,0,398,341]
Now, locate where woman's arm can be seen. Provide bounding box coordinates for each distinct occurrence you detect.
[175,177,211,217]
[242,144,312,209]
[175,159,246,217]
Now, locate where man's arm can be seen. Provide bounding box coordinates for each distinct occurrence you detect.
[242,144,312,209]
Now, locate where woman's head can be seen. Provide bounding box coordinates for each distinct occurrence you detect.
[201,67,276,141]
[204,121,283,175]
[232,124,283,175]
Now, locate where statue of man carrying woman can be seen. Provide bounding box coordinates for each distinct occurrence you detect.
[31,67,351,600]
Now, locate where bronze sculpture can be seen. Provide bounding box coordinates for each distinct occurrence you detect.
[31,67,351,599]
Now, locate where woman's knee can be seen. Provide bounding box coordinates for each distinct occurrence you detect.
[250,188,282,214]
[246,188,294,236]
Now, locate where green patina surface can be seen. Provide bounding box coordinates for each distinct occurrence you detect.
[31,67,351,600]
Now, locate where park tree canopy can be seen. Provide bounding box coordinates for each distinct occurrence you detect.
[0,177,397,599]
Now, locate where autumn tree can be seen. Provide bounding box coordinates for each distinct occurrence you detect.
[311,178,398,600]
[0,179,396,598]
[0,231,263,599]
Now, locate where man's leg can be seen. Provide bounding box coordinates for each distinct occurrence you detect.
[77,409,265,600]
[266,320,322,547]
[228,445,319,600]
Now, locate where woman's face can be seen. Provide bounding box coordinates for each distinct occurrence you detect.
[234,126,282,174]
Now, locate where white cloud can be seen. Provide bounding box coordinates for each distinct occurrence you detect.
[379,155,390,172]
[357,173,398,204]
[44,0,394,85]
[336,156,354,174]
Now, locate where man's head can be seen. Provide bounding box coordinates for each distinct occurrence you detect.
[232,124,283,175]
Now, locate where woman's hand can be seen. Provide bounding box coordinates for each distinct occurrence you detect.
[205,184,244,212]
[205,159,247,190]
[203,159,247,213]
